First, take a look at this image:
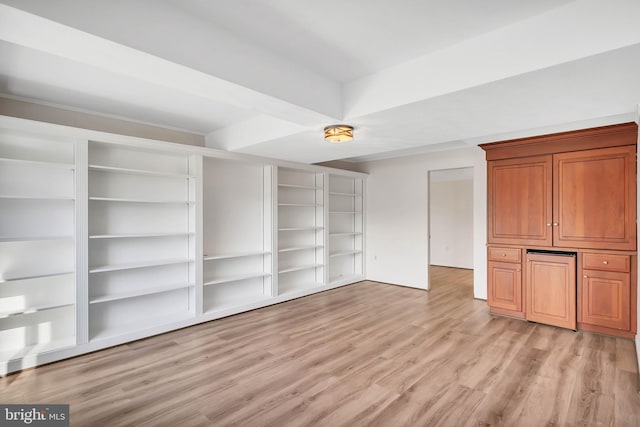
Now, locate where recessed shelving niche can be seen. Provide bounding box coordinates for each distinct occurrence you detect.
[0,128,77,371]
[87,142,197,341]
[277,167,325,294]
[328,174,364,284]
[202,158,273,314]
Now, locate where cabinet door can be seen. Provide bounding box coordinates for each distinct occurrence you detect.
[526,253,576,329]
[554,146,636,250]
[488,261,522,312]
[488,155,552,246]
[581,269,630,330]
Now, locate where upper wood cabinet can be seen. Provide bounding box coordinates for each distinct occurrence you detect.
[484,124,637,251]
[488,155,552,246]
[554,146,636,250]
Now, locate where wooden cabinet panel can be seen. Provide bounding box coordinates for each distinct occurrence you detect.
[487,246,521,263]
[488,261,522,312]
[488,155,552,246]
[583,253,630,273]
[526,252,576,330]
[581,270,630,330]
[554,146,636,250]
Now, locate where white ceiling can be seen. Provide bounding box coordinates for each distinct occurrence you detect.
[1,0,639,163]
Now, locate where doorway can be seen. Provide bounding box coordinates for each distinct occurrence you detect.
[428,167,474,293]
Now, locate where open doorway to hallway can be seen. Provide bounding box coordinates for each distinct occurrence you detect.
[428,167,474,294]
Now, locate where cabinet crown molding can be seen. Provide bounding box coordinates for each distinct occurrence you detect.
[480,122,638,161]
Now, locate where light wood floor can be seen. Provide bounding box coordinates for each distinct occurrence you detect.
[2,266,640,426]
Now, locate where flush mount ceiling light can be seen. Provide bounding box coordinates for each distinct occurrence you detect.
[324,125,354,143]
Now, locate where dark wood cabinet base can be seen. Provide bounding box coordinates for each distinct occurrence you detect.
[489,306,525,319]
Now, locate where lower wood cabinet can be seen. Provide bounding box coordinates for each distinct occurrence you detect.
[581,270,630,331]
[525,252,576,330]
[487,246,523,317]
[579,252,633,334]
[488,261,522,313]
[487,246,637,337]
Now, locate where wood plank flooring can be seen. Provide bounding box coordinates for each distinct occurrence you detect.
[2,266,640,426]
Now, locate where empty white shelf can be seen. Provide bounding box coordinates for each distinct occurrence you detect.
[329,273,364,284]
[278,183,318,190]
[204,293,270,314]
[329,191,357,197]
[329,211,357,214]
[0,271,74,283]
[89,197,194,204]
[278,282,323,294]
[0,336,76,363]
[90,282,195,304]
[0,302,75,319]
[90,312,194,342]
[330,250,363,258]
[278,203,321,207]
[0,235,73,242]
[0,195,75,200]
[329,232,363,237]
[279,226,324,231]
[89,232,194,239]
[278,245,323,253]
[89,164,193,179]
[203,251,270,260]
[89,258,193,273]
[278,264,323,274]
[0,157,75,170]
[204,272,270,286]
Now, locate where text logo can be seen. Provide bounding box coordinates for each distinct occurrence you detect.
[1,405,69,426]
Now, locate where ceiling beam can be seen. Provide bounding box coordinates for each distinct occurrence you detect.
[343,0,640,119]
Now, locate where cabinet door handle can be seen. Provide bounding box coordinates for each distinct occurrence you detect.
[552,223,559,227]
[517,269,521,272]
[546,223,552,227]
[602,260,608,265]
[584,275,588,278]
[502,253,507,257]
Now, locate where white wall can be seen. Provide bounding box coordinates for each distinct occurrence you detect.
[429,171,474,269]
[361,146,487,299]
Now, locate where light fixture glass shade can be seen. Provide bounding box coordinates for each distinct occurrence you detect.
[324,125,354,143]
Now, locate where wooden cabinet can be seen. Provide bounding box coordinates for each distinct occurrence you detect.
[488,146,636,251]
[487,246,522,316]
[481,122,638,337]
[554,146,636,250]
[525,252,576,330]
[580,252,633,333]
[487,156,552,246]
[581,270,630,331]
[488,261,522,314]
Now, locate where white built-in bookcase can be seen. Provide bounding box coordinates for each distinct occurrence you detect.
[202,157,273,313]
[0,128,77,365]
[277,167,325,295]
[0,116,366,375]
[87,142,198,341]
[328,175,364,284]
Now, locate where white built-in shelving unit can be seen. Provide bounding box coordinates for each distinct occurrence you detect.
[87,142,197,341]
[277,168,325,294]
[0,128,77,366]
[202,158,272,314]
[328,175,364,284]
[0,115,366,375]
